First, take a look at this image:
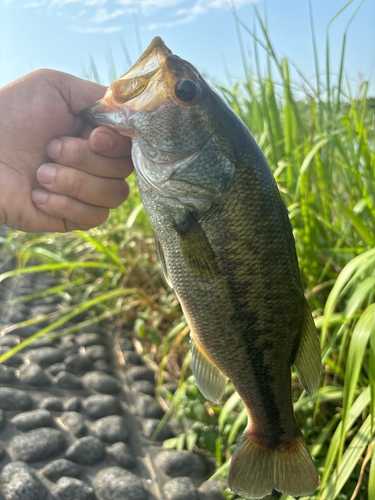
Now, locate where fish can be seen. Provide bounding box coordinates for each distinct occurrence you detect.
[83,37,321,499]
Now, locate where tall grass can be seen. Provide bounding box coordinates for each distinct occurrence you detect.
[0,3,374,499]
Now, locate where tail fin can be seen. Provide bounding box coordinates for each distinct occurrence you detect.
[228,431,319,499]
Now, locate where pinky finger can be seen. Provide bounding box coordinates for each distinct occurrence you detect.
[31,189,109,230]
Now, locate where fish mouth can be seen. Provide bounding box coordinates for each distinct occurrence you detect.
[82,36,172,136]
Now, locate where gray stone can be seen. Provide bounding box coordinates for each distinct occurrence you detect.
[65,436,105,465]
[155,450,207,478]
[93,359,112,373]
[11,409,52,432]
[29,304,56,316]
[83,371,120,394]
[41,459,81,482]
[142,418,172,441]
[39,396,63,411]
[12,325,39,338]
[58,339,79,355]
[0,409,5,431]
[122,351,143,365]
[0,461,48,500]
[119,337,134,351]
[18,363,51,386]
[10,427,66,462]
[93,467,147,500]
[0,334,20,347]
[25,337,56,348]
[0,347,23,366]
[60,412,86,438]
[47,363,71,376]
[127,366,155,383]
[0,444,6,462]
[65,353,93,372]
[8,310,26,323]
[164,477,198,500]
[26,347,64,365]
[163,383,179,395]
[131,380,155,396]
[76,333,105,347]
[63,397,81,412]
[91,415,129,443]
[107,442,136,469]
[0,365,16,383]
[82,395,121,419]
[85,345,108,360]
[136,395,165,419]
[54,371,83,390]
[52,477,95,500]
[0,388,33,411]
[198,479,225,500]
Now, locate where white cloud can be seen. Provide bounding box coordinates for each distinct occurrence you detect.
[73,24,121,33]
[90,7,131,23]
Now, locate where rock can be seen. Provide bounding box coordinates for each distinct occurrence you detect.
[26,347,64,366]
[93,467,147,500]
[107,442,136,469]
[47,363,71,376]
[54,371,83,390]
[10,428,66,463]
[131,380,155,396]
[8,310,26,323]
[76,333,105,347]
[93,359,112,374]
[198,479,225,500]
[155,450,207,478]
[0,461,48,500]
[25,337,56,349]
[65,353,93,372]
[13,325,39,338]
[39,396,63,412]
[18,363,51,386]
[0,388,33,411]
[142,418,172,441]
[91,415,129,443]
[122,351,143,365]
[52,477,95,500]
[0,444,5,462]
[119,337,134,351]
[63,397,81,412]
[0,347,23,366]
[58,339,79,355]
[0,334,20,347]
[136,395,165,419]
[41,459,81,482]
[0,365,16,383]
[85,345,108,361]
[127,366,155,383]
[83,371,120,394]
[0,409,5,431]
[163,383,179,395]
[65,436,105,465]
[82,395,121,419]
[11,409,52,432]
[164,477,198,500]
[60,412,86,438]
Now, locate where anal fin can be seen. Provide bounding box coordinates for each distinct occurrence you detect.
[191,334,228,404]
[294,300,321,396]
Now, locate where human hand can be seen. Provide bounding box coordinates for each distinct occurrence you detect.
[0,69,133,233]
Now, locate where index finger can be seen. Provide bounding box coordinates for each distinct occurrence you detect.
[89,126,132,158]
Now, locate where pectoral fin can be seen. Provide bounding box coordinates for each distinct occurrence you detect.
[294,301,321,396]
[191,334,228,404]
[174,214,219,279]
[155,236,172,288]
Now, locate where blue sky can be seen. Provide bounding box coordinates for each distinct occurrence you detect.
[0,0,374,96]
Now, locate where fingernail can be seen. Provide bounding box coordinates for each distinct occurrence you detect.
[92,132,113,152]
[46,139,62,161]
[32,190,49,205]
[38,164,56,185]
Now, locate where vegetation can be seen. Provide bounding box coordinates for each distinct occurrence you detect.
[0,2,374,499]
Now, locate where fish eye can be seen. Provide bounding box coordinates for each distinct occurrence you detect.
[175,79,199,102]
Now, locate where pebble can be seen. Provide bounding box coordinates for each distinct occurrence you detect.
[142,418,172,441]
[0,334,20,347]
[198,479,225,500]
[13,325,39,338]
[47,363,71,376]
[41,459,81,482]
[39,396,63,412]
[0,444,6,462]
[8,310,27,323]
[83,371,120,394]
[76,333,105,347]
[164,477,198,500]
[85,345,108,361]
[54,371,83,390]
[163,383,179,395]
[26,337,56,349]
[0,347,23,366]
[107,442,136,469]
[131,380,155,396]
[63,397,81,412]
[155,450,207,478]
[52,477,95,500]
[26,347,65,366]
[65,436,105,465]
[136,395,165,419]
[127,366,155,383]
[0,461,48,500]
[60,412,86,438]
[122,351,143,365]
[18,363,51,386]
[0,409,5,431]
[82,395,121,419]
[65,353,93,372]
[91,415,129,443]
[11,409,53,432]
[0,388,33,411]
[93,467,147,500]
[93,359,112,374]
[119,337,134,351]
[10,428,66,463]
[0,365,16,383]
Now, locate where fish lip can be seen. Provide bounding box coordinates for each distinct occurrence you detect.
[82,97,136,137]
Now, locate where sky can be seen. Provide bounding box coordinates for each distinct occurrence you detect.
[0,0,374,96]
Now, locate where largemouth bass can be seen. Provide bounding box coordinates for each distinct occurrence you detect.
[84,37,321,499]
